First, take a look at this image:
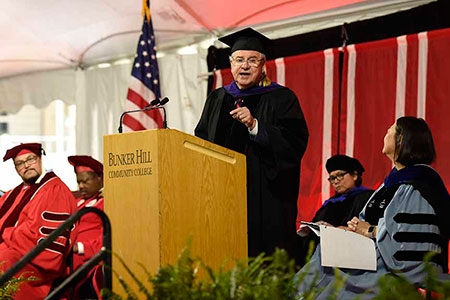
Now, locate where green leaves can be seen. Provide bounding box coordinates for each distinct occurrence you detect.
[103,245,300,300]
[102,243,450,300]
[0,269,37,300]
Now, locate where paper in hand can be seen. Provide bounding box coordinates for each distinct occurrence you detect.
[320,226,377,271]
[297,221,321,237]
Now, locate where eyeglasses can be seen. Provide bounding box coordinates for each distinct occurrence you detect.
[230,57,264,67]
[327,171,348,183]
[14,155,38,170]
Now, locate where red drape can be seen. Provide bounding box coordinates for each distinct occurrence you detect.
[213,27,450,218]
[212,29,450,268]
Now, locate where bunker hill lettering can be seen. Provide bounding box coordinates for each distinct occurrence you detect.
[109,149,152,166]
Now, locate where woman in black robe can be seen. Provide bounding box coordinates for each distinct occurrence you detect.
[297,155,373,265]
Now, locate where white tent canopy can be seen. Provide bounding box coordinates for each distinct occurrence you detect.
[0,0,433,79]
[0,0,435,156]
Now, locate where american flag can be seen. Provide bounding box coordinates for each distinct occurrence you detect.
[123,0,163,131]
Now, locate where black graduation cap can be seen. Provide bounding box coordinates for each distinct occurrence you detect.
[326,155,365,175]
[218,27,272,56]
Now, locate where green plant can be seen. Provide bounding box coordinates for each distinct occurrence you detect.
[0,271,37,300]
[103,241,302,300]
[102,243,450,300]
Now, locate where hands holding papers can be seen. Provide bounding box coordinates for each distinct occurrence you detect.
[297,220,331,237]
[297,221,377,271]
[320,225,377,271]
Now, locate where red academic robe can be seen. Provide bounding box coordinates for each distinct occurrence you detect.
[72,192,104,298]
[73,192,104,270]
[0,172,78,300]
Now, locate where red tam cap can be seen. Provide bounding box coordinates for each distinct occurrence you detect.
[68,155,103,176]
[3,143,44,162]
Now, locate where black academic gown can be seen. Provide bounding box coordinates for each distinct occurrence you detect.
[312,189,374,227]
[195,86,309,262]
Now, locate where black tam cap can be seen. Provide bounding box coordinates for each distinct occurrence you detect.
[326,155,365,175]
[218,27,272,56]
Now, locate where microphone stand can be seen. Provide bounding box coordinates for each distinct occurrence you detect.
[118,107,152,133]
[118,97,169,133]
[159,97,169,129]
[161,106,167,129]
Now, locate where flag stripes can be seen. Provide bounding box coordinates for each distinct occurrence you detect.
[124,0,162,132]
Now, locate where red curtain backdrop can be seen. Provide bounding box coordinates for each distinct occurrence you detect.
[212,28,450,271]
[426,29,450,181]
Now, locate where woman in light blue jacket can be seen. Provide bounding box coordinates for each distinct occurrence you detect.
[296,116,450,299]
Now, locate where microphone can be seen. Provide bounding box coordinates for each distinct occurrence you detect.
[145,98,160,108]
[154,97,169,129]
[159,97,169,106]
[118,97,170,133]
[147,97,169,129]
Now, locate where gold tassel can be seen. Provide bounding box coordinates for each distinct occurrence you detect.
[259,74,272,87]
[142,0,150,22]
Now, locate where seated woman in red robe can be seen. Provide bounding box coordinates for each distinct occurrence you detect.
[68,155,104,299]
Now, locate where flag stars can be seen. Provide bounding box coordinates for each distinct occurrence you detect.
[128,15,161,130]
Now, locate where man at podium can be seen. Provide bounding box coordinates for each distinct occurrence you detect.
[195,28,309,263]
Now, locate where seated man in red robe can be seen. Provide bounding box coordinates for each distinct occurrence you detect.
[0,143,78,299]
[67,155,104,298]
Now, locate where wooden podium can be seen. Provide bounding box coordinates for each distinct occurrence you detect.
[103,129,247,290]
